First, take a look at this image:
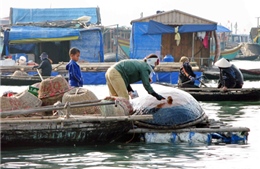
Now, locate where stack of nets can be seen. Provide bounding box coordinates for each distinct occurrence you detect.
[12,70,28,77]
[38,76,70,106]
[100,97,133,116]
[62,87,101,115]
[0,90,42,117]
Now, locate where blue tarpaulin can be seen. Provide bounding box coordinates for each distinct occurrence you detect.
[70,28,104,62]
[10,7,101,25]
[216,25,231,32]
[8,26,80,43]
[130,22,161,59]
[145,20,217,34]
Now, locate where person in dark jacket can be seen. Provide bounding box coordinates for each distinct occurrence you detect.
[178,56,198,88]
[66,47,83,87]
[215,58,237,91]
[226,59,244,88]
[32,52,52,76]
[105,54,165,100]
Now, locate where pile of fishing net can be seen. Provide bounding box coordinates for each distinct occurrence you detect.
[59,87,133,116]
[38,76,70,106]
[0,90,42,117]
[62,87,101,115]
[12,70,28,77]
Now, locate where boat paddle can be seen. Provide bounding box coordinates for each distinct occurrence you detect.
[36,68,44,81]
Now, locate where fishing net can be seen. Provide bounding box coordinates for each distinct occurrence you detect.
[131,87,207,129]
[100,96,132,116]
[0,90,42,117]
[12,70,28,77]
[38,76,70,106]
[62,87,101,115]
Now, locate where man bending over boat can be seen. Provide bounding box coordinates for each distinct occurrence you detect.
[105,54,165,100]
[178,56,198,88]
[215,58,243,91]
[32,52,52,76]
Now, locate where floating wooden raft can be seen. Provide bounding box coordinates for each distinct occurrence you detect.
[0,61,200,73]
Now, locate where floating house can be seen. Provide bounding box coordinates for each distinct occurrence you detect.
[2,7,104,64]
[130,9,219,66]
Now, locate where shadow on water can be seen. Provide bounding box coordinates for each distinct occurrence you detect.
[1,143,208,168]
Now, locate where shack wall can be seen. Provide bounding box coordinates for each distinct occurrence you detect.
[161,33,210,65]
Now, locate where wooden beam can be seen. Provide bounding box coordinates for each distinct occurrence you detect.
[128,127,250,134]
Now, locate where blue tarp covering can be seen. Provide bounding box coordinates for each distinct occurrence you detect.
[130,22,161,59]
[145,20,217,34]
[216,25,231,32]
[10,7,100,25]
[70,28,104,62]
[9,26,80,41]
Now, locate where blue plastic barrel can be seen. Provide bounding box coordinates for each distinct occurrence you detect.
[163,54,174,62]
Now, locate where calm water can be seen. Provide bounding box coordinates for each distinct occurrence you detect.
[1,80,260,168]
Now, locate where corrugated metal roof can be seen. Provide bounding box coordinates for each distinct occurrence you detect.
[131,9,217,25]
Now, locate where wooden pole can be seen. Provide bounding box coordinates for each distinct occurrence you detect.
[36,69,44,81]
[128,127,250,134]
[1,101,115,117]
[1,115,154,123]
[191,32,195,62]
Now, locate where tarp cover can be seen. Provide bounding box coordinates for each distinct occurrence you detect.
[145,20,217,34]
[216,25,231,32]
[70,28,104,62]
[10,7,100,25]
[8,26,80,43]
[130,22,161,59]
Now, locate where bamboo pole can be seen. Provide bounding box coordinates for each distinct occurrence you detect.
[128,127,250,134]
[0,101,115,117]
[36,69,43,81]
[0,115,154,123]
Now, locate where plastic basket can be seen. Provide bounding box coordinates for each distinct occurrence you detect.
[28,86,39,97]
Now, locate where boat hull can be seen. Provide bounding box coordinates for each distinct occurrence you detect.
[1,118,132,147]
[0,75,68,86]
[184,88,260,101]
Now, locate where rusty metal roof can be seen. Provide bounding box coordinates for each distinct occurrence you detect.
[131,9,217,25]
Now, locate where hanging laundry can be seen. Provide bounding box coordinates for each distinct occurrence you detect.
[203,32,209,48]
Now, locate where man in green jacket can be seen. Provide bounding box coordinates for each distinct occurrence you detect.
[105,54,165,100]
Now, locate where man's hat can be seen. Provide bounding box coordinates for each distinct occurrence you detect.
[40,52,48,59]
[214,58,231,68]
[144,54,160,68]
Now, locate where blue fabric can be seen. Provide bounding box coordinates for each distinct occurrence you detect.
[216,25,231,32]
[178,24,217,33]
[9,26,80,41]
[145,20,174,34]
[10,7,100,24]
[144,20,217,34]
[130,22,161,59]
[66,60,83,87]
[82,72,106,85]
[70,28,104,62]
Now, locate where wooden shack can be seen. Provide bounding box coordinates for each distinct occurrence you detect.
[130,10,218,66]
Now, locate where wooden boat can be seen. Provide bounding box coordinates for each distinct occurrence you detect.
[239,68,260,80]
[0,75,68,86]
[210,44,242,61]
[219,44,243,60]
[156,83,260,101]
[203,68,260,81]
[0,99,153,147]
[181,87,260,101]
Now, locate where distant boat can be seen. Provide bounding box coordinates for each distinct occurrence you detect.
[117,38,130,57]
[234,43,260,61]
[210,43,242,61]
[219,44,243,60]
